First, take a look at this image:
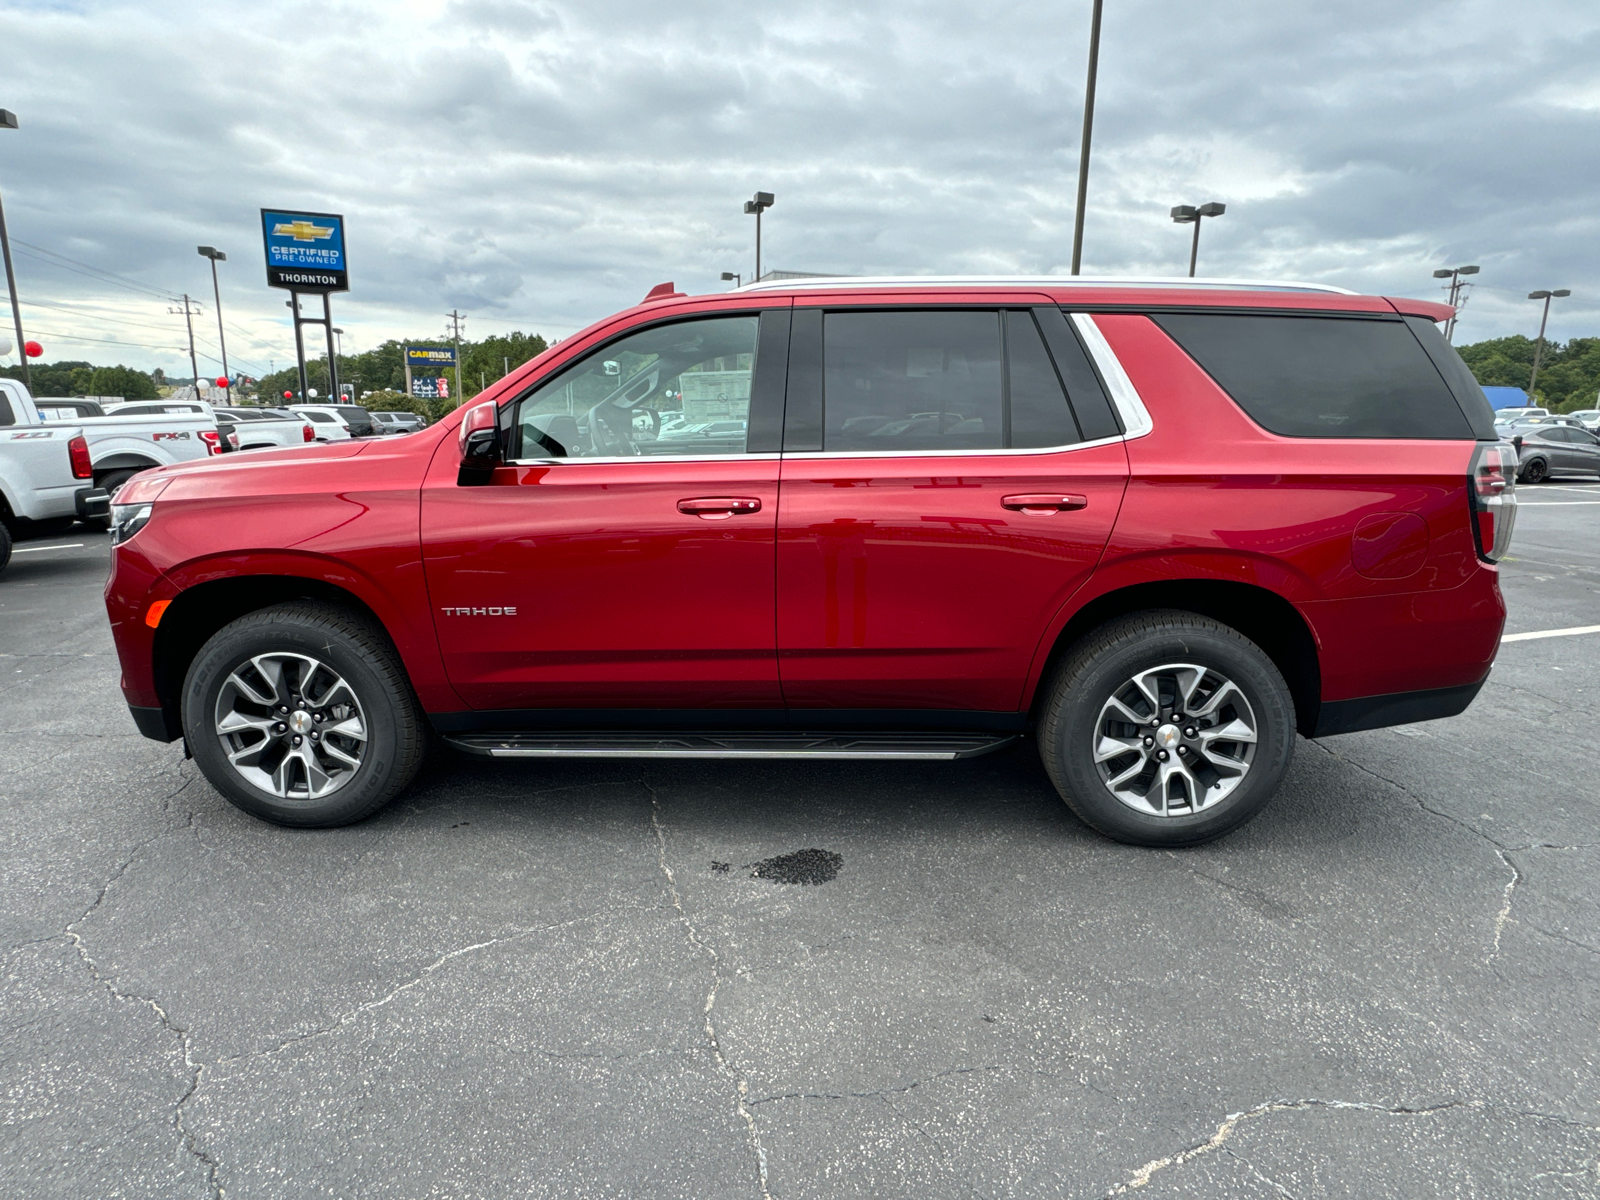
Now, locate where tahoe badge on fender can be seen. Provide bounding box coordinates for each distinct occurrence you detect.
[440,606,518,616]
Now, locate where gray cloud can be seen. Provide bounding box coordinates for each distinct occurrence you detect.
[0,0,1597,377]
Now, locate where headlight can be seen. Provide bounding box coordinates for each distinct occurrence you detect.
[110,503,153,545]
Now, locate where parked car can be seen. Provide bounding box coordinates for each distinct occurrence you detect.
[371,411,427,434]
[104,276,1512,847]
[291,404,376,438]
[1503,423,1600,483]
[102,397,241,453]
[1,380,225,496]
[1495,406,1548,421]
[1563,408,1600,431]
[214,407,317,451]
[0,409,108,564]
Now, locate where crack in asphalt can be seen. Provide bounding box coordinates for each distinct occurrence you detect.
[646,781,772,1200]
[213,902,656,1068]
[1491,843,1600,963]
[60,788,222,1199]
[1103,1098,1600,1195]
[747,1064,1008,1107]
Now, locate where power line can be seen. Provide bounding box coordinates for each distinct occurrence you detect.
[11,238,180,301]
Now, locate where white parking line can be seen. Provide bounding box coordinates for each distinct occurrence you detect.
[1501,624,1600,643]
[11,543,86,554]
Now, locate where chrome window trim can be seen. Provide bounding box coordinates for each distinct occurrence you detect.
[505,452,781,466]
[1070,313,1153,440]
[778,435,1125,462]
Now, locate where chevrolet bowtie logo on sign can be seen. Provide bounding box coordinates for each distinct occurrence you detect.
[261,208,348,293]
[441,607,518,616]
[272,219,335,242]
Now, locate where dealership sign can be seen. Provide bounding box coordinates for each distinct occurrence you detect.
[261,209,348,292]
[405,345,458,370]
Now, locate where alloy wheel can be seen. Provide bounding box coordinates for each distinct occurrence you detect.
[213,652,368,799]
[1092,662,1258,817]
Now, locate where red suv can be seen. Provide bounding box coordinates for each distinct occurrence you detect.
[104,277,1515,846]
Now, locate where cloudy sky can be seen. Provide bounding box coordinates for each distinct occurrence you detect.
[0,0,1597,380]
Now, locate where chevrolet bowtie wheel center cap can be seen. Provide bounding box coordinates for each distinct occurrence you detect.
[1156,724,1181,749]
[289,710,313,734]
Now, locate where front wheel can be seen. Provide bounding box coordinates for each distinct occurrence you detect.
[1038,611,1295,847]
[1520,457,1549,484]
[183,602,426,827]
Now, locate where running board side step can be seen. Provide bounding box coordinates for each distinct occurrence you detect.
[444,732,1018,760]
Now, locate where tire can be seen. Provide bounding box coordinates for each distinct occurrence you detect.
[182,602,426,827]
[1037,610,1296,847]
[95,469,139,501]
[1521,457,1549,484]
[0,520,11,575]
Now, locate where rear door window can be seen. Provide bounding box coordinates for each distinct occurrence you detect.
[1152,313,1476,439]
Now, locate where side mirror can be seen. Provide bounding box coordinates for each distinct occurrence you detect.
[457,400,501,485]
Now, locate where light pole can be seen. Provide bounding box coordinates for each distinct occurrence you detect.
[331,327,345,399]
[196,246,229,382]
[1170,203,1226,277]
[720,271,742,288]
[743,192,773,282]
[1430,264,1479,342]
[0,109,30,390]
[1070,0,1104,275]
[1526,288,1570,402]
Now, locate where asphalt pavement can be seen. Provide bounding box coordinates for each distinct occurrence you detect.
[3,481,1599,1199]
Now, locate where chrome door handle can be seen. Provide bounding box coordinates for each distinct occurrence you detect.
[1001,494,1088,514]
[677,497,763,520]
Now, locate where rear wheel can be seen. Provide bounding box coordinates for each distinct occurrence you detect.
[1038,611,1295,847]
[0,520,11,574]
[95,468,140,501]
[182,603,426,827]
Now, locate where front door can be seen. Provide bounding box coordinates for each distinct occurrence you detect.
[422,309,789,712]
[775,305,1129,714]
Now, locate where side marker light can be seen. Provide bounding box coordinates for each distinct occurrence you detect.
[145,600,172,628]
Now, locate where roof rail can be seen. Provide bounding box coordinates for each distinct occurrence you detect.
[735,274,1356,296]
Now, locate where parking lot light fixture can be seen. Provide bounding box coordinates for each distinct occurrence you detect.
[1527,288,1571,400]
[0,108,30,390]
[197,245,229,381]
[744,192,774,281]
[1432,264,1480,341]
[720,271,742,289]
[1170,201,1225,277]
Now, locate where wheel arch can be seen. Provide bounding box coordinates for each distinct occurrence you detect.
[1026,579,1323,737]
[148,574,420,742]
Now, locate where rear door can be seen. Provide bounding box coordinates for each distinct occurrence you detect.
[775,302,1128,713]
[422,306,791,712]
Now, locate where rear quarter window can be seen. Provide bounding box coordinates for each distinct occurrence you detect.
[1152,313,1477,439]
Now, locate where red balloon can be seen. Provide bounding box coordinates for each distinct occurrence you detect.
[215,377,230,388]
[282,390,293,400]
[23,340,42,358]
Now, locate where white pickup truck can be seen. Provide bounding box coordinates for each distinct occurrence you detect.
[213,406,316,450]
[0,378,222,496]
[0,407,109,570]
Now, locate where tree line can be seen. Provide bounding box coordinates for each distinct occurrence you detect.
[252,331,549,419]
[1457,335,1600,412]
[1,361,160,400]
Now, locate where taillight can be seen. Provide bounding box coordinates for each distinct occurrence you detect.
[199,429,222,456]
[1469,442,1517,563]
[303,424,315,442]
[67,434,93,479]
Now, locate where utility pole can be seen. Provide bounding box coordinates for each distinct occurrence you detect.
[446,310,466,405]
[1070,0,1104,275]
[169,295,201,393]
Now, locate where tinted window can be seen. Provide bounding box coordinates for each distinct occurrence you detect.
[1006,310,1081,447]
[1153,314,1475,439]
[0,390,14,426]
[514,315,760,458]
[824,310,1002,451]
[335,407,371,423]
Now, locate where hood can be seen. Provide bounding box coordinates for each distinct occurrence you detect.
[133,438,371,484]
